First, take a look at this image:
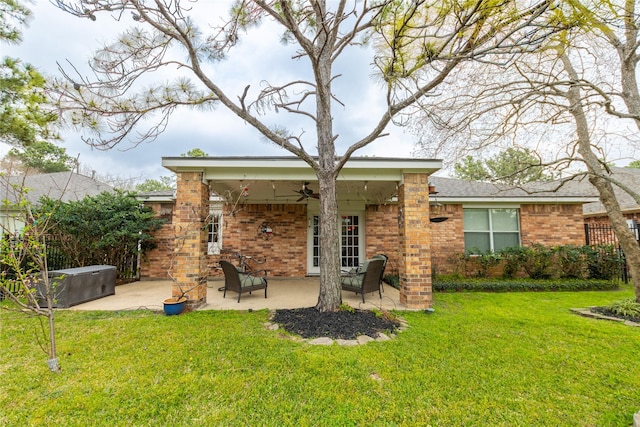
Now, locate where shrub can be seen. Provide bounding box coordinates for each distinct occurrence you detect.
[520,244,555,279]
[433,276,619,293]
[554,244,587,279]
[602,298,640,318]
[383,274,399,289]
[457,251,501,278]
[497,246,523,278]
[35,191,166,278]
[591,298,640,323]
[583,245,625,280]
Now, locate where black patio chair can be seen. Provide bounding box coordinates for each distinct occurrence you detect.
[219,260,268,303]
[371,254,388,292]
[341,258,385,303]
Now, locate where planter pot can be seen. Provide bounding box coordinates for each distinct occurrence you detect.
[163,297,187,316]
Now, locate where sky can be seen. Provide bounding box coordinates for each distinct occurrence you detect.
[2,1,418,184]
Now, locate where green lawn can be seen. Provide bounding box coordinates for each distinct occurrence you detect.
[1,288,639,426]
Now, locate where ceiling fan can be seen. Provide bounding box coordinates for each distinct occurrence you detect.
[294,182,320,202]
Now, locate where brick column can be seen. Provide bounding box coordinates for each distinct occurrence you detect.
[398,173,432,309]
[172,171,209,310]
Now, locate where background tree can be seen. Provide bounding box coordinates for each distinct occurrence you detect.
[51,0,558,311]
[134,176,175,192]
[0,1,58,149]
[36,191,165,277]
[0,0,71,175]
[626,160,640,169]
[453,155,489,182]
[4,141,76,173]
[181,148,208,157]
[454,147,555,185]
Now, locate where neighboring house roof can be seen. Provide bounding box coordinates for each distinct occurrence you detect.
[429,175,599,204]
[136,189,176,202]
[583,167,640,217]
[136,190,226,203]
[0,172,113,206]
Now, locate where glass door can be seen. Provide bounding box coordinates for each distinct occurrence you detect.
[307,212,363,274]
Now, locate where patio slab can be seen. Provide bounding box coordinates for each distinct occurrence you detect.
[68,278,406,312]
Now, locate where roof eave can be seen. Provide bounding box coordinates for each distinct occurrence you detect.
[437,197,600,204]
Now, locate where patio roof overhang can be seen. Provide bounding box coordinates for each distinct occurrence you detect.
[162,156,442,205]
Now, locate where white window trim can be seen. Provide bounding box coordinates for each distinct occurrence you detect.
[463,207,521,252]
[208,202,223,255]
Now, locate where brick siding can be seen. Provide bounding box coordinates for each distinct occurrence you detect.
[141,198,588,282]
[216,204,307,277]
[520,204,585,247]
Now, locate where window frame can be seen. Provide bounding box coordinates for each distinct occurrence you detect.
[207,201,223,255]
[463,206,521,253]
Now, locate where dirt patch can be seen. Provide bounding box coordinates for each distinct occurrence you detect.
[272,307,400,340]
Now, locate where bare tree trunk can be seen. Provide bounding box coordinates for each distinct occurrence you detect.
[315,171,342,311]
[562,53,640,302]
[313,0,342,312]
[47,312,60,372]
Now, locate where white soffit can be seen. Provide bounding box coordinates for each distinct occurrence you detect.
[161,156,442,181]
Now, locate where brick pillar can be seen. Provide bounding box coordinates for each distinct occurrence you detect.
[172,172,209,310]
[398,173,432,309]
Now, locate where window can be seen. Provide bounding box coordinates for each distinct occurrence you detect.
[207,205,223,255]
[463,208,520,253]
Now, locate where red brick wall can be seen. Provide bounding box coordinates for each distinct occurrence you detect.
[365,204,399,274]
[429,204,465,275]
[520,204,585,247]
[140,202,175,280]
[140,198,589,280]
[397,173,433,309]
[172,172,209,308]
[215,204,308,277]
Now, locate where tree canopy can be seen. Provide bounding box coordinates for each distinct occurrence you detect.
[626,160,640,169]
[50,0,560,311]
[36,190,166,269]
[454,148,555,185]
[134,176,175,192]
[181,148,208,157]
[411,0,640,302]
[0,0,71,174]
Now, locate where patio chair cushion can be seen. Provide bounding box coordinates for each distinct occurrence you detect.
[239,273,267,288]
[341,272,364,289]
[219,260,268,303]
[341,258,385,303]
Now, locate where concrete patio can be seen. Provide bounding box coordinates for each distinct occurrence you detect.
[69,277,406,312]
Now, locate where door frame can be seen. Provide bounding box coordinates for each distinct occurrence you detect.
[306,209,365,275]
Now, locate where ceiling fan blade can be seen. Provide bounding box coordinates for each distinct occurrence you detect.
[296,196,305,202]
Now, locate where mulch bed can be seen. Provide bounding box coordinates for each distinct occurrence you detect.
[590,307,640,324]
[272,307,400,340]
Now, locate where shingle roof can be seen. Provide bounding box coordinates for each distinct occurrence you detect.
[1,172,113,205]
[429,175,598,201]
[582,167,640,216]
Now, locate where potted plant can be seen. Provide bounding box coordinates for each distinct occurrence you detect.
[163,294,187,316]
[163,284,196,316]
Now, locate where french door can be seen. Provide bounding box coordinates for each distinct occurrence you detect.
[307,212,364,275]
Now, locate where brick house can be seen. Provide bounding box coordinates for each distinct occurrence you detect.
[584,167,640,223]
[0,172,113,233]
[138,156,598,309]
[583,167,640,244]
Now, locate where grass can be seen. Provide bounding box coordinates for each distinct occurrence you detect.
[1,288,640,426]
